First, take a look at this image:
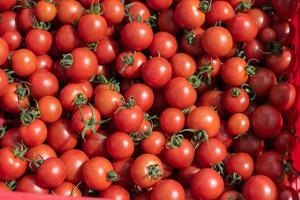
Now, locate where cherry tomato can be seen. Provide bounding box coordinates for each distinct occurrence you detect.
[243,39,264,61]
[52,182,82,197]
[160,108,185,136]
[146,0,173,11]
[102,0,125,24]
[25,29,53,55]
[233,133,264,159]
[38,96,62,123]
[26,144,57,163]
[178,164,200,187]
[35,0,57,22]
[112,158,133,188]
[60,83,88,111]
[275,130,296,154]
[95,37,119,65]
[226,113,250,136]
[82,131,108,158]
[36,54,53,70]
[57,0,83,24]
[247,8,270,32]
[55,25,81,53]
[197,90,226,118]
[0,182,11,192]
[181,28,205,57]
[0,11,19,35]
[106,131,134,160]
[158,9,180,34]
[150,179,185,200]
[214,121,233,148]
[16,175,49,194]
[219,190,243,200]
[12,49,37,77]
[99,185,130,200]
[125,1,151,22]
[206,1,235,25]
[269,82,296,111]
[0,128,20,148]
[0,0,16,11]
[149,32,178,59]
[171,53,196,79]
[0,38,9,66]
[19,119,47,147]
[226,152,254,180]
[265,47,293,75]
[141,131,165,155]
[2,31,21,50]
[223,87,250,113]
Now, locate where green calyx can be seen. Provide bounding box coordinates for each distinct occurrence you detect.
[226,172,242,185]
[15,82,30,100]
[12,143,28,159]
[60,54,74,68]
[147,164,162,180]
[166,134,184,149]
[106,170,120,182]
[231,88,241,97]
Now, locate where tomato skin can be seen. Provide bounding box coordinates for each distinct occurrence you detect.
[150,179,185,200]
[251,105,283,139]
[125,83,154,112]
[126,1,151,22]
[141,57,172,88]
[164,77,197,110]
[160,108,185,136]
[164,138,195,169]
[0,182,11,192]
[202,26,233,57]
[79,0,101,8]
[275,130,296,154]
[243,39,264,62]
[247,9,270,32]
[57,0,83,24]
[12,49,37,77]
[52,182,82,197]
[2,31,21,50]
[243,175,277,200]
[178,164,200,187]
[265,48,293,74]
[38,96,63,123]
[19,119,47,147]
[60,83,88,111]
[181,28,204,57]
[64,48,98,81]
[141,131,165,155]
[16,175,49,194]
[206,1,235,25]
[146,0,173,11]
[55,25,81,53]
[196,138,227,167]
[248,68,277,97]
[35,1,57,22]
[226,113,250,136]
[233,134,264,159]
[96,37,119,65]
[0,11,19,35]
[214,121,233,148]
[26,144,57,162]
[113,158,133,188]
[174,0,205,29]
[82,157,115,191]
[260,27,277,42]
[158,9,180,34]
[82,132,108,158]
[269,83,296,111]
[0,38,9,66]
[59,149,89,184]
[171,53,196,79]
[106,131,134,160]
[191,168,224,200]
[36,158,67,189]
[187,106,221,137]
[0,128,20,148]
[100,185,130,200]
[226,153,254,180]
[149,32,178,59]
[0,69,9,96]
[222,88,250,113]
[273,22,295,45]
[102,0,125,24]
[221,57,248,87]
[36,54,53,71]
[197,90,226,118]
[25,29,53,55]
[219,190,243,200]
[130,154,164,188]
[94,90,123,118]
[47,119,78,153]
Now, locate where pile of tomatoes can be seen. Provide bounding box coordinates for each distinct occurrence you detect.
[0,0,299,199]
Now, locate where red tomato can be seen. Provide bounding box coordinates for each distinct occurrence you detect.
[0,11,19,35]
[102,0,125,24]
[2,31,21,50]
[106,131,134,160]
[141,131,165,155]
[214,121,233,148]
[178,164,200,187]
[0,182,11,192]
[197,54,221,78]
[260,27,277,42]
[265,47,293,74]
[100,185,130,200]
[95,37,119,65]
[275,130,296,154]
[171,53,196,79]
[150,179,185,200]
[52,182,82,197]
[38,96,62,123]
[125,2,151,22]
[0,38,9,66]
[206,1,235,25]
[160,108,185,136]
[226,113,250,136]
[26,144,57,162]
[0,128,20,148]
[35,1,57,22]
[16,175,49,194]
[36,54,53,71]
[247,8,270,32]
[55,25,81,53]
[269,82,296,111]
[243,39,264,61]
[222,88,250,113]
[0,0,16,11]
[82,132,108,158]
[57,0,83,24]
[158,9,180,34]
[25,29,53,55]
[149,32,178,59]
[19,119,47,147]
[113,158,133,188]
[181,28,205,57]
[60,83,88,111]
[219,190,243,200]
[197,90,226,118]
[233,133,264,159]
[146,0,173,11]
[226,152,254,180]
[0,69,9,96]
[12,49,37,77]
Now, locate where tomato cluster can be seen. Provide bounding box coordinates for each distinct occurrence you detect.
[0,0,299,199]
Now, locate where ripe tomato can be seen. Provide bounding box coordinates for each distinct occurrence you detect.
[150,179,185,200]
[52,182,82,197]
[125,1,151,22]
[0,147,27,181]
[227,13,258,42]
[141,57,172,88]
[82,131,108,158]
[79,0,101,8]
[260,27,277,42]
[95,37,119,65]
[102,0,125,24]
[113,158,133,188]
[35,1,57,22]
[233,134,264,159]
[0,11,19,35]
[0,0,16,11]
[25,29,53,55]
[219,190,243,200]
[214,121,233,148]
[243,39,264,61]
[55,25,81,53]
[187,106,220,137]
[160,108,185,136]
[251,105,283,139]
[16,175,49,194]
[174,0,205,29]
[196,138,227,167]
[178,164,200,187]
[82,157,117,191]
[2,31,22,50]
[197,90,226,117]
[181,28,204,57]
[191,168,224,200]
[243,175,277,200]
[158,9,180,34]
[164,77,197,109]
[171,53,196,79]
[130,154,163,188]
[146,0,172,11]
[36,158,67,188]
[57,0,83,24]
[269,82,296,111]
[19,119,47,147]
[38,96,62,123]
[0,128,20,148]
[206,1,235,25]
[106,131,134,160]
[60,149,89,184]
[265,47,293,74]
[164,137,195,169]
[247,8,270,32]
[275,130,296,154]
[197,54,221,78]
[273,22,295,45]
[149,32,178,59]
[226,113,250,136]
[201,26,233,57]
[60,83,88,111]
[223,88,250,113]
[226,152,254,180]
[0,69,9,96]
[29,69,59,99]
[12,49,37,77]
[0,38,9,66]
[36,54,53,71]
[26,144,57,163]
[141,131,165,155]
[47,119,78,153]
[100,185,130,200]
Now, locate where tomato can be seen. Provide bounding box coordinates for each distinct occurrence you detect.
[0,69,9,96]
[79,0,101,8]
[62,48,97,81]
[19,119,47,147]
[214,121,233,148]
[158,9,180,34]
[278,186,299,200]
[219,190,243,200]
[171,53,196,79]
[233,133,264,159]
[226,113,250,136]
[206,1,235,25]
[174,0,205,29]
[223,88,250,113]
[226,152,254,180]
[82,157,117,191]
[35,1,57,22]
[130,154,163,188]
[1,83,30,113]
[38,96,62,123]
[260,27,277,43]
[55,25,81,53]
[26,144,57,163]
[247,9,270,32]
[52,182,82,197]
[197,54,221,78]
[59,149,89,184]
[29,69,59,99]
[25,29,52,56]
[149,32,178,59]
[181,28,204,57]
[146,0,172,11]
[160,108,185,136]
[121,22,153,51]
[36,54,53,70]
[47,119,78,153]
[0,182,11,192]
[125,83,154,112]
[164,77,197,110]
[36,158,67,188]
[106,131,134,160]
[57,0,83,24]
[2,31,21,50]
[265,47,293,74]
[178,164,200,187]
[201,26,233,57]
[243,39,264,61]
[251,105,283,139]
[227,13,258,42]
[95,37,119,65]
[248,68,277,97]
[0,128,20,148]
[273,22,295,45]
[77,81,93,100]
[12,49,37,77]
[269,82,296,111]
[0,38,9,66]
[16,175,49,194]
[60,83,88,111]
[197,90,226,117]
[113,102,143,133]
[141,131,165,155]
[126,1,151,22]
[243,175,277,200]
[191,168,224,200]
[272,0,300,20]
[102,0,125,24]
[196,138,227,167]
[115,51,147,79]
[113,158,133,188]
[187,106,220,138]
[0,11,18,35]
[0,0,16,11]
[164,137,195,169]
[150,179,185,200]
[82,132,108,158]
[275,130,296,154]
[141,57,172,88]
[100,185,130,200]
